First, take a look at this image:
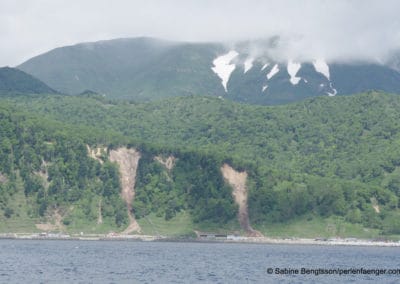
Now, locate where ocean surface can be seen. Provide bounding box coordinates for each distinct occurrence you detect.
[1,239,400,283]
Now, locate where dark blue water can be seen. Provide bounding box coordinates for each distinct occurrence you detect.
[1,240,400,283]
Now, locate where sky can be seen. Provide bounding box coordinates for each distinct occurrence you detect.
[1,0,400,66]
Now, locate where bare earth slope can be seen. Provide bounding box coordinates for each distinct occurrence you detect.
[154,155,176,171]
[109,147,141,234]
[221,164,263,237]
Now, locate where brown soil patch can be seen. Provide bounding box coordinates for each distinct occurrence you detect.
[221,164,263,237]
[87,145,107,164]
[154,155,176,171]
[35,160,50,189]
[372,205,380,213]
[109,147,141,234]
[0,173,8,184]
[35,209,65,232]
[371,197,380,213]
[97,198,103,224]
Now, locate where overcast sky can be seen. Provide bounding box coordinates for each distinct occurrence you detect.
[1,0,400,66]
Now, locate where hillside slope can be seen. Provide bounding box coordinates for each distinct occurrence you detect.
[0,103,240,235]
[6,92,400,236]
[18,38,224,100]
[17,37,400,104]
[0,67,56,95]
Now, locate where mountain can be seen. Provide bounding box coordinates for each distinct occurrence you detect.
[0,67,56,95]
[18,37,400,104]
[18,38,224,100]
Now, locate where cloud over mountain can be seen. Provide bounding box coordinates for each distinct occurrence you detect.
[0,0,399,66]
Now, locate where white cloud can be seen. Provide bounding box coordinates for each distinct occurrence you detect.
[0,0,399,66]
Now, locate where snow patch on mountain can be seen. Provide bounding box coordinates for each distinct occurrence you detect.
[211,51,239,92]
[243,57,254,73]
[327,82,337,96]
[267,64,279,80]
[287,60,301,85]
[313,59,330,80]
[261,63,269,71]
[312,59,338,96]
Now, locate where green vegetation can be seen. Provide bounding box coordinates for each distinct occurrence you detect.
[18,38,224,99]
[0,101,240,234]
[135,152,237,224]
[0,174,39,233]
[134,151,241,234]
[0,67,56,96]
[2,91,400,237]
[256,215,382,239]
[16,37,400,105]
[137,211,195,237]
[0,104,129,231]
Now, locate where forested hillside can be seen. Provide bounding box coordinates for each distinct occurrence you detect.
[0,67,56,95]
[18,38,224,100]
[0,103,239,234]
[0,104,128,232]
[2,92,400,236]
[17,37,400,105]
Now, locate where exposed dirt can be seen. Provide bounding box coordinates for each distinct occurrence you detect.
[34,161,65,232]
[154,155,176,171]
[35,223,58,231]
[86,145,107,164]
[372,205,380,213]
[371,197,380,213]
[35,209,65,232]
[97,198,103,224]
[0,172,8,184]
[221,164,263,237]
[35,160,50,189]
[109,147,141,234]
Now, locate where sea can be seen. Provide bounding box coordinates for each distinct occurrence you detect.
[1,239,400,283]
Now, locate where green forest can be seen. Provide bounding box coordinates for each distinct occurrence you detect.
[2,91,400,237]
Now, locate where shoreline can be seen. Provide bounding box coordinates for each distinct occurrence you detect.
[1,233,400,247]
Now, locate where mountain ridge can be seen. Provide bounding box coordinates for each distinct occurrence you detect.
[0,67,57,95]
[17,37,400,104]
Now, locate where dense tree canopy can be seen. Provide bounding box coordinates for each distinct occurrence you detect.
[2,92,400,234]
